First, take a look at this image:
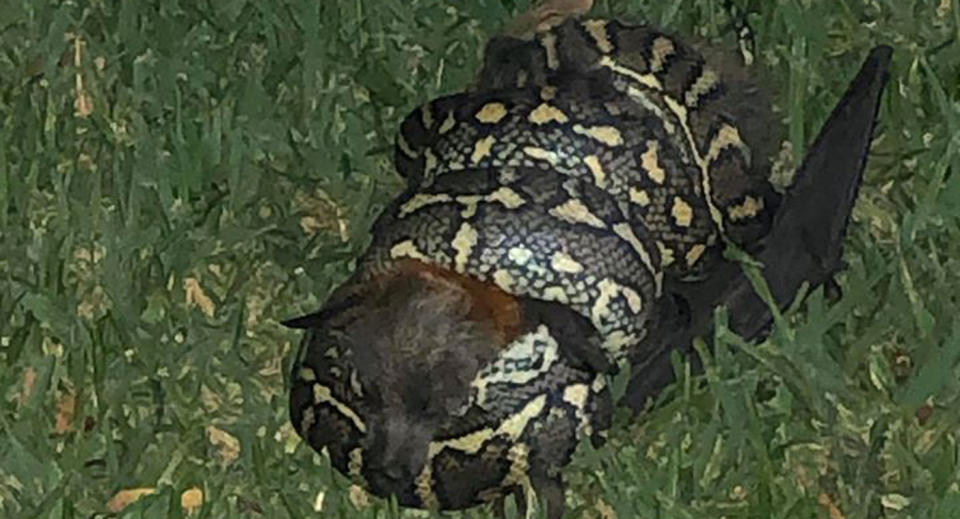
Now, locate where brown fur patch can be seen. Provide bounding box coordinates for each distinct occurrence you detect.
[386,259,524,345]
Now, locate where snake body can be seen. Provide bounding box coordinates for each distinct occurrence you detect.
[287,15,778,514]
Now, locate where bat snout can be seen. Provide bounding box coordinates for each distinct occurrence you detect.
[363,415,432,492]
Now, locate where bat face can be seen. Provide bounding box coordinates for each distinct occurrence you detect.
[287,262,611,511]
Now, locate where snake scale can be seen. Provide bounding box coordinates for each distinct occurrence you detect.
[285,11,780,518]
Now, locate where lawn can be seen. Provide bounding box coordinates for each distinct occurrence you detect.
[1,0,959,518]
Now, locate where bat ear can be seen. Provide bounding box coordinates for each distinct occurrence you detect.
[281,287,365,329]
[759,45,893,299]
[280,312,327,329]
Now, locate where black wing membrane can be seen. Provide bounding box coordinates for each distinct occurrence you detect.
[624,45,893,412]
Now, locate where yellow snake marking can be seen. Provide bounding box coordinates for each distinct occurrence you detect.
[523,146,560,165]
[622,285,644,314]
[592,278,619,325]
[551,251,584,273]
[423,148,439,177]
[415,463,440,509]
[572,124,623,147]
[390,240,431,262]
[600,330,638,359]
[508,246,534,265]
[629,187,650,206]
[452,222,478,272]
[593,279,645,322]
[438,111,457,134]
[542,285,569,303]
[312,383,366,433]
[299,406,316,435]
[540,32,559,70]
[611,222,660,290]
[497,166,520,183]
[298,367,317,382]
[591,373,607,393]
[583,155,607,188]
[728,195,765,221]
[348,447,363,478]
[504,443,531,490]
[671,196,694,227]
[396,132,417,159]
[456,194,482,219]
[540,86,557,100]
[421,103,434,129]
[548,198,607,228]
[684,67,719,108]
[486,186,526,209]
[454,187,526,219]
[626,85,676,134]
[707,123,748,164]
[640,140,665,184]
[600,56,661,89]
[472,135,497,165]
[498,442,535,519]
[562,383,589,408]
[685,243,707,267]
[399,193,453,218]
[427,394,549,458]
[656,240,675,268]
[562,383,592,433]
[349,370,363,397]
[528,103,569,125]
[649,36,676,73]
[582,19,614,53]
[492,269,516,292]
[476,102,508,124]
[516,69,529,88]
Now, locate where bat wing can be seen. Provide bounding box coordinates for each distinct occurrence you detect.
[625,45,893,412]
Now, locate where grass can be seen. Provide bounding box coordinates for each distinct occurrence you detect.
[1,0,959,518]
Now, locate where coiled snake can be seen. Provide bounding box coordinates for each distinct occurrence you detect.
[285,9,779,519]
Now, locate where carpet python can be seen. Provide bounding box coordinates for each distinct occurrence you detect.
[288,14,779,517]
